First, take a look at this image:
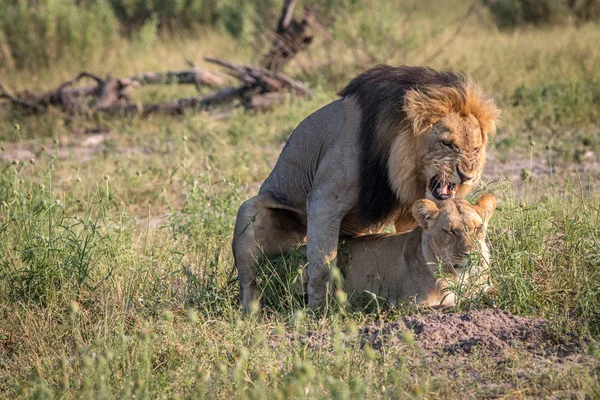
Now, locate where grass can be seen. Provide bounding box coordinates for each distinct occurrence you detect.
[1,1,600,398]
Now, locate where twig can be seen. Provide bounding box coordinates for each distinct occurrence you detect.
[276,0,299,32]
[204,57,310,96]
[422,1,478,65]
[204,57,249,77]
[0,82,44,112]
[54,72,104,93]
[124,68,224,88]
[1,55,310,116]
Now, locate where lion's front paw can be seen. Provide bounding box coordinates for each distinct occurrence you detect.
[240,283,259,313]
[307,283,328,309]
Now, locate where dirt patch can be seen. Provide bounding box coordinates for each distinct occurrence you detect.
[408,309,546,354]
[0,133,152,164]
[367,309,550,355]
[369,309,591,359]
[483,151,600,192]
[288,309,592,363]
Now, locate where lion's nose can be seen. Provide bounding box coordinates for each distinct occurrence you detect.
[457,166,474,183]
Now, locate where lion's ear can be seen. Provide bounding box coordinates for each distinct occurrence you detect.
[403,87,460,135]
[412,199,440,229]
[475,194,496,222]
[403,89,450,134]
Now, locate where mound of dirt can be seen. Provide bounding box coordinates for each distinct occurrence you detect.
[283,309,590,362]
[359,309,586,359]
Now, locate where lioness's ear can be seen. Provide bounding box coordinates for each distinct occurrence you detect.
[475,194,496,222]
[412,199,440,229]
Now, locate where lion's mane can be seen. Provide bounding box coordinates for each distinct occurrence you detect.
[338,65,500,226]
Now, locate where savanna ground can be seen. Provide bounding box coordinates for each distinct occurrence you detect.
[1,1,600,398]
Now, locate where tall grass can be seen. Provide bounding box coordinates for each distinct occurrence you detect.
[489,182,600,337]
[1,144,598,397]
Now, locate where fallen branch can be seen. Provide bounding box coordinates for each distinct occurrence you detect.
[122,62,224,89]
[205,57,310,96]
[0,83,44,113]
[0,58,309,116]
[0,65,229,114]
[100,85,253,115]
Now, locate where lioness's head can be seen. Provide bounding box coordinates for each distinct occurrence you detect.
[404,82,500,201]
[412,194,496,277]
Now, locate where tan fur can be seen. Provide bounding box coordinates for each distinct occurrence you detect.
[403,78,500,137]
[296,195,497,308]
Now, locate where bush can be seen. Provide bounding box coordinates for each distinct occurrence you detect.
[106,0,219,32]
[0,0,119,69]
[0,0,281,69]
[485,0,600,29]
[105,0,279,34]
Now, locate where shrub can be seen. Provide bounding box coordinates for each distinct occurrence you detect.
[0,0,119,69]
[0,0,281,69]
[511,79,600,127]
[105,0,219,32]
[485,0,600,29]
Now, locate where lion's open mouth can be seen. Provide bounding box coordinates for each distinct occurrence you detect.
[429,176,457,201]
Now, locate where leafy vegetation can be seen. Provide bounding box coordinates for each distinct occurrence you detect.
[1,0,599,398]
[0,0,120,68]
[485,0,600,29]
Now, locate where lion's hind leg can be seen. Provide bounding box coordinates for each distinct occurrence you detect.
[232,194,306,311]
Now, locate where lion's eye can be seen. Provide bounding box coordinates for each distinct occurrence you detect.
[474,147,480,152]
[441,140,456,151]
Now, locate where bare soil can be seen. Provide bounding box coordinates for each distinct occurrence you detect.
[289,309,594,366]
[365,309,583,358]
[483,150,600,194]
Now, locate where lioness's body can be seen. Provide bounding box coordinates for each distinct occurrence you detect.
[233,65,499,310]
[339,229,452,307]
[299,195,496,307]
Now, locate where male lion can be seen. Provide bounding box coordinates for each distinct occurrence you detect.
[294,194,496,308]
[233,65,499,310]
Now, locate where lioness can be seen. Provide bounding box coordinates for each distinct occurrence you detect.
[233,65,500,310]
[295,194,496,308]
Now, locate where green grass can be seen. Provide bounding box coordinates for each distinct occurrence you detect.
[1,1,600,398]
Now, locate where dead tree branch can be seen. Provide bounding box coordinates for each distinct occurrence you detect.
[262,1,316,72]
[0,83,44,113]
[0,58,309,116]
[123,66,224,89]
[205,57,310,96]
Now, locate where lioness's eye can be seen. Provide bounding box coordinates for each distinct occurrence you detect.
[474,147,480,151]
